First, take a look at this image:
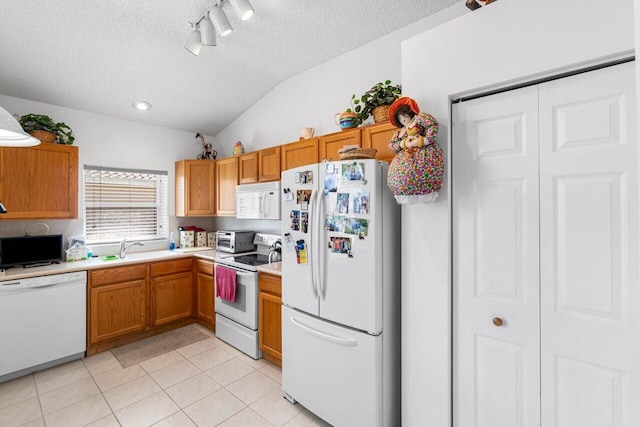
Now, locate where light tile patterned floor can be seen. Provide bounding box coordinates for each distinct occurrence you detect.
[0,324,332,427]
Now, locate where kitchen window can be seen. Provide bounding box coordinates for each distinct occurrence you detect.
[83,165,168,244]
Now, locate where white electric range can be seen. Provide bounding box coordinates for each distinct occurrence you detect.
[211,233,281,359]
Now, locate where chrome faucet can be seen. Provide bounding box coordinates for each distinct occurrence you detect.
[119,239,144,258]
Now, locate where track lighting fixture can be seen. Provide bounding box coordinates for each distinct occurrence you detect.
[0,106,40,147]
[184,23,202,56]
[230,0,255,21]
[210,5,233,37]
[200,11,217,46]
[185,0,255,54]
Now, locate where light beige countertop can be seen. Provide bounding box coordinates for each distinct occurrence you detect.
[0,248,228,281]
[256,262,282,276]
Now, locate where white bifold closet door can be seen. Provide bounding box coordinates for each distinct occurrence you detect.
[453,61,640,427]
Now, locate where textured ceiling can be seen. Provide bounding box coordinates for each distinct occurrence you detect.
[0,0,458,136]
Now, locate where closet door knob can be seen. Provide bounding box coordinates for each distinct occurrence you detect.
[492,317,504,327]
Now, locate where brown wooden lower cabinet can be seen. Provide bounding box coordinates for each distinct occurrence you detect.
[88,257,206,355]
[150,258,194,326]
[88,264,148,348]
[152,271,193,326]
[259,272,282,367]
[195,259,215,330]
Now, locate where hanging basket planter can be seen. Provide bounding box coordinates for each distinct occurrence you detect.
[372,105,391,124]
[28,129,56,144]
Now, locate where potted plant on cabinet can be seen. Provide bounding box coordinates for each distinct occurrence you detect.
[18,113,75,145]
[349,80,402,126]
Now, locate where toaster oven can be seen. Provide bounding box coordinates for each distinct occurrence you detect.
[215,230,256,253]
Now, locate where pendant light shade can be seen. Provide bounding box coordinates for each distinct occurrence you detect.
[200,11,217,46]
[230,0,255,21]
[184,25,203,55]
[0,107,40,147]
[210,5,233,37]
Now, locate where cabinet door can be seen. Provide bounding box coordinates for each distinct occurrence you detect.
[259,291,282,366]
[259,146,281,182]
[196,259,215,330]
[319,129,361,162]
[0,144,78,219]
[175,160,215,216]
[361,122,397,163]
[216,156,238,216]
[152,272,193,326]
[90,279,147,345]
[239,152,259,184]
[281,138,319,171]
[259,272,282,366]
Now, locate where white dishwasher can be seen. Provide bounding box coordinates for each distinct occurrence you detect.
[0,271,87,383]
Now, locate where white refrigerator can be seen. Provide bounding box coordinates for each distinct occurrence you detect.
[281,159,400,426]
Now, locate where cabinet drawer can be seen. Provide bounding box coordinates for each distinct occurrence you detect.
[259,272,281,296]
[90,264,147,287]
[196,259,214,276]
[150,258,193,277]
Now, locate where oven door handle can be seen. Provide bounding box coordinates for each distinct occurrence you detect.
[215,265,255,277]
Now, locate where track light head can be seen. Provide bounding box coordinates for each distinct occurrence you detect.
[200,11,217,46]
[184,25,202,55]
[230,0,255,21]
[210,5,233,37]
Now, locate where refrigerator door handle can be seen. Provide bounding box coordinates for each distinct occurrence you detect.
[316,190,326,300]
[289,316,358,347]
[309,189,319,299]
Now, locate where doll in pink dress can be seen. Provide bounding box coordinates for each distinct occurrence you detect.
[387,96,444,204]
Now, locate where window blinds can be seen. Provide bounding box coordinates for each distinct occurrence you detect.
[83,166,168,244]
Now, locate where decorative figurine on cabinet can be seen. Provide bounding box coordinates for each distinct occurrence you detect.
[195,133,217,160]
[233,141,245,156]
[386,96,444,204]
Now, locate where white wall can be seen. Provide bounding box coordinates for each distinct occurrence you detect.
[0,94,211,254]
[213,5,468,157]
[400,0,635,425]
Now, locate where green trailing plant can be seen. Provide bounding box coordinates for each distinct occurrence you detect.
[19,113,75,145]
[348,80,402,126]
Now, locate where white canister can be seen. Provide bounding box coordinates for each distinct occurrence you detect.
[179,230,195,248]
[207,232,216,247]
[196,231,207,247]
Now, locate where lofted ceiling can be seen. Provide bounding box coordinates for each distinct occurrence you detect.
[0,0,458,136]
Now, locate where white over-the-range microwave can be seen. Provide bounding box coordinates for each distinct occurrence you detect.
[236,181,281,219]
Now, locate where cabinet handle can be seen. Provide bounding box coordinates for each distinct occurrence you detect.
[492,317,504,327]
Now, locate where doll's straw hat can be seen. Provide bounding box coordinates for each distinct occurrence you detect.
[389,97,420,127]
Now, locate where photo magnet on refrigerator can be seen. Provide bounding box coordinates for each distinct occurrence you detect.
[295,240,308,264]
[341,162,364,181]
[290,210,300,230]
[295,171,313,184]
[296,190,312,211]
[284,233,295,252]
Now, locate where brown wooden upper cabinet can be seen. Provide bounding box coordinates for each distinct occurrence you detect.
[239,151,259,184]
[175,160,216,217]
[258,146,281,182]
[239,146,281,183]
[0,143,78,219]
[281,138,319,171]
[319,128,361,163]
[361,122,397,164]
[216,156,238,216]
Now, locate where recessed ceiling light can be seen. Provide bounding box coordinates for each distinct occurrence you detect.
[132,101,152,111]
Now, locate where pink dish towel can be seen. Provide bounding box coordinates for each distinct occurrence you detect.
[215,265,237,302]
